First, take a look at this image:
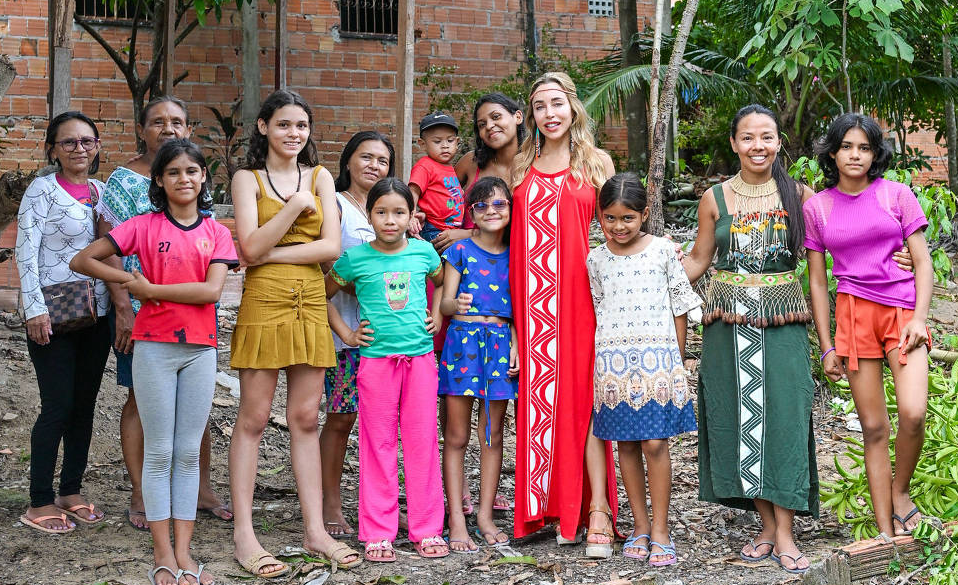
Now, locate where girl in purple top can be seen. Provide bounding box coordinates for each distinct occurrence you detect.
[804,113,932,538]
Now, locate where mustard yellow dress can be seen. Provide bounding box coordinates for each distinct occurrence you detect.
[230,166,337,369]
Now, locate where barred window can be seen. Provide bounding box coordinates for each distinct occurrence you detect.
[588,0,615,17]
[338,0,398,39]
[75,0,148,25]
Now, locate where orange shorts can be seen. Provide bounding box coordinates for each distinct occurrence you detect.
[835,293,931,371]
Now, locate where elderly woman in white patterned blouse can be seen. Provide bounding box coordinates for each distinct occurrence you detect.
[15,111,111,534]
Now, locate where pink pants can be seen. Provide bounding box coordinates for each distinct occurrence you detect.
[357,352,444,542]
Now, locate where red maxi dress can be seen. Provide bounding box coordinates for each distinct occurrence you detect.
[510,166,618,539]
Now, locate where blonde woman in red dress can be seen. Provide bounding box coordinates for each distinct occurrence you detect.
[510,72,618,558]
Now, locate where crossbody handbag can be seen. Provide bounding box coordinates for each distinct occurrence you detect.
[39,182,99,333]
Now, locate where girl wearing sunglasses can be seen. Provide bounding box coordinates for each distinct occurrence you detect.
[437,176,519,552]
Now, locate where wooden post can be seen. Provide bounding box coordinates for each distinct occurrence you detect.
[47,0,73,117]
[160,0,175,93]
[242,0,261,124]
[274,0,288,90]
[396,0,415,179]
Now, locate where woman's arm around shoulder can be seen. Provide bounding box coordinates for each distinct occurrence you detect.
[455,151,477,187]
[597,149,616,181]
[682,186,719,284]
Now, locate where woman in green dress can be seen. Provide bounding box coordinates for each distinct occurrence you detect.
[683,105,817,574]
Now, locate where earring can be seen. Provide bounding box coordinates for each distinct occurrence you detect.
[535,128,540,159]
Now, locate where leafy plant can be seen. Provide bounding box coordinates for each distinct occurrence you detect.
[820,362,958,543]
[197,100,247,205]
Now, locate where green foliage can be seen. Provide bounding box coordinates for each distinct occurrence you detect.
[196,100,247,205]
[820,362,958,544]
[913,522,958,585]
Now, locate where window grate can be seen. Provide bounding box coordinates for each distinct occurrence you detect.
[75,0,149,26]
[337,0,398,39]
[588,0,615,17]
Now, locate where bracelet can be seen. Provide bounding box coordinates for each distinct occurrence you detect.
[820,347,835,362]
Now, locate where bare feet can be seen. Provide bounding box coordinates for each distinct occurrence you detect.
[196,491,233,521]
[54,494,104,522]
[23,504,75,532]
[322,506,354,537]
[129,491,149,529]
[176,555,214,585]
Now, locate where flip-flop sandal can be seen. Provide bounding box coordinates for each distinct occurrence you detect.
[475,527,510,546]
[649,540,678,567]
[235,549,290,578]
[324,521,354,539]
[180,562,214,585]
[414,535,450,558]
[19,513,75,535]
[447,537,479,554]
[892,506,921,535]
[127,508,149,532]
[147,565,181,585]
[622,533,650,560]
[198,504,233,522]
[740,539,775,562]
[57,502,105,524]
[493,493,513,511]
[771,551,809,574]
[364,539,396,562]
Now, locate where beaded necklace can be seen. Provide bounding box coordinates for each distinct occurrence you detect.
[726,172,790,267]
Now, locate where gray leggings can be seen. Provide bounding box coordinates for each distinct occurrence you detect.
[132,341,216,521]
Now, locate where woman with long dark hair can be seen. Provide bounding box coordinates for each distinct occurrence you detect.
[228,90,360,577]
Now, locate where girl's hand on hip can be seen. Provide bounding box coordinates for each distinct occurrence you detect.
[346,320,374,347]
[456,293,473,314]
[26,314,52,345]
[123,270,160,306]
[822,352,845,382]
[424,312,438,335]
[899,318,928,353]
[893,245,913,272]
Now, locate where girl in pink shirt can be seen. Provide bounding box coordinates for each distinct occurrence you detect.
[72,139,237,585]
[804,113,932,538]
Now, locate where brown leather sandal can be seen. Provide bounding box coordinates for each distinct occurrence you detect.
[585,505,614,559]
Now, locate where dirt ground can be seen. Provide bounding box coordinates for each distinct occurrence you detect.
[1,280,956,585]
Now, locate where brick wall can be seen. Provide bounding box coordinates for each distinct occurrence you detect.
[0,0,653,309]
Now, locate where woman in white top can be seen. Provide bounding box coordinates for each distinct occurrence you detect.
[15,111,111,534]
[319,131,393,537]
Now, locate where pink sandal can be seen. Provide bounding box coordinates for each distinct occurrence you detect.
[364,539,396,563]
[414,535,449,558]
[493,493,513,511]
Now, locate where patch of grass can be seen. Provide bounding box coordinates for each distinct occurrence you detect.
[0,488,28,507]
[18,449,29,463]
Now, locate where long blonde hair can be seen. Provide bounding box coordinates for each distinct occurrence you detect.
[512,72,607,190]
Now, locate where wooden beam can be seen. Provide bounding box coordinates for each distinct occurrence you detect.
[396,0,415,179]
[241,0,260,124]
[161,0,175,93]
[274,0,288,90]
[48,0,73,117]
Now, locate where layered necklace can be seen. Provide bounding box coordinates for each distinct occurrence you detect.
[726,172,790,266]
[264,164,302,203]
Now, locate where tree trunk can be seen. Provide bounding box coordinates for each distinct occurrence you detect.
[524,0,538,80]
[944,30,958,193]
[646,0,700,236]
[618,0,647,171]
[647,0,665,142]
